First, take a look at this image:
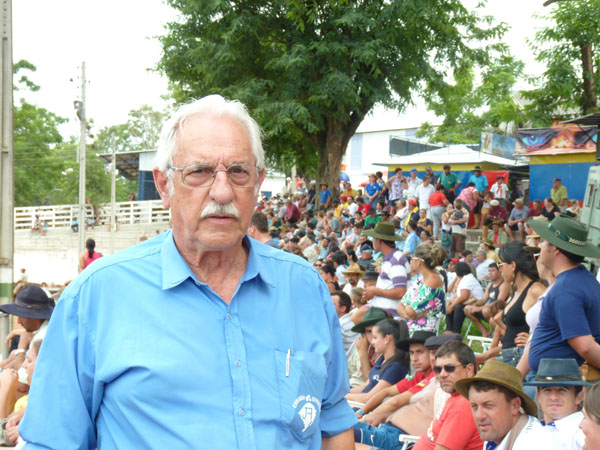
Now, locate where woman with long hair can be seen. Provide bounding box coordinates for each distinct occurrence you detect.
[397,243,446,333]
[479,241,545,366]
[346,318,410,403]
[78,238,102,272]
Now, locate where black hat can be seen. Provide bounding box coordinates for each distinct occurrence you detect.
[474,165,482,171]
[524,358,592,387]
[362,271,379,281]
[397,330,436,351]
[0,285,54,319]
[424,333,462,349]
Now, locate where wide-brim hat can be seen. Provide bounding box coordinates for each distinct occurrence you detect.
[397,330,436,351]
[351,307,388,333]
[343,263,365,276]
[481,239,495,249]
[455,360,538,416]
[363,221,404,241]
[0,285,54,320]
[529,213,600,258]
[524,358,591,387]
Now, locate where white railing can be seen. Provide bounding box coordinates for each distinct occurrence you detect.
[14,200,171,230]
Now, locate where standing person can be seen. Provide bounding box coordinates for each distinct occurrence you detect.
[439,164,461,204]
[365,174,382,209]
[320,182,333,210]
[424,166,438,186]
[20,95,356,448]
[468,165,488,228]
[428,183,448,240]
[550,177,568,210]
[450,199,469,257]
[490,174,509,207]
[528,214,600,381]
[406,168,422,194]
[415,176,435,219]
[78,238,102,272]
[397,243,445,333]
[362,222,410,315]
[386,168,404,207]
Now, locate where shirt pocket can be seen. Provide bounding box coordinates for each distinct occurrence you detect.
[274,349,327,441]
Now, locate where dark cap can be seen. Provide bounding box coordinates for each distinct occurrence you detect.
[424,333,462,349]
[552,177,561,183]
[362,271,379,280]
[474,165,482,171]
[397,330,436,351]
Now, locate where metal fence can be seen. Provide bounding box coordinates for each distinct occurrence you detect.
[14,200,171,231]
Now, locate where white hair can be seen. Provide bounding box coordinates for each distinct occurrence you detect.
[154,95,265,175]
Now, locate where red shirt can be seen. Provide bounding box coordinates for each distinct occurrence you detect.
[395,370,434,394]
[413,391,483,450]
[428,192,447,207]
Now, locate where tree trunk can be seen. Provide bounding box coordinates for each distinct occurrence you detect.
[581,43,597,114]
[316,118,354,203]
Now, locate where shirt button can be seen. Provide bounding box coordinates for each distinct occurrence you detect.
[239,408,245,416]
[235,360,241,367]
[227,313,232,320]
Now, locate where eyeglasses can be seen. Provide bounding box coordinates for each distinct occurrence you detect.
[433,363,465,375]
[168,163,257,188]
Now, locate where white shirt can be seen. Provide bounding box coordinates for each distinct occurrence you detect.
[347,202,358,216]
[338,313,359,353]
[490,415,566,450]
[476,258,495,280]
[415,184,435,209]
[342,279,364,296]
[457,273,484,300]
[544,411,585,450]
[407,176,423,193]
[490,182,509,201]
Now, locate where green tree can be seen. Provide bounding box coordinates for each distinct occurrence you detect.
[524,0,600,124]
[418,55,525,144]
[158,0,505,194]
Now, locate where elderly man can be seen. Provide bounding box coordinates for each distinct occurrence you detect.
[504,198,529,241]
[20,95,356,448]
[482,199,507,240]
[456,360,560,450]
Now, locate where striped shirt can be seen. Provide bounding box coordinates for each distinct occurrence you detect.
[370,249,410,310]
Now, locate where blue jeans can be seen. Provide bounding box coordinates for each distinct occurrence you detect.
[498,346,524,367]
[353,422,406,450]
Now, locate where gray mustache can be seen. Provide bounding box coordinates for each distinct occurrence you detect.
[201,202,240,218]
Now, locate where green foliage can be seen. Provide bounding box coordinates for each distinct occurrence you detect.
[524,0,600,124]
[418,54,525,144]
[158,0,506,190]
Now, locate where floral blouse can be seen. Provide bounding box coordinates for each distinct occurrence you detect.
[401,276,445,332]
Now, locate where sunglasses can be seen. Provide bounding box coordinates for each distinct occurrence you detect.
[433,363,465,375]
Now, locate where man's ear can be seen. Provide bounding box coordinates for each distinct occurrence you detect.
[153,167,172,209]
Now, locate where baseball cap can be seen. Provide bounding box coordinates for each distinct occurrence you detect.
[410,168,418,173]
[552,177,561,183]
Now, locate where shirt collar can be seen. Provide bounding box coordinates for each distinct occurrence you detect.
[161,231,276,290]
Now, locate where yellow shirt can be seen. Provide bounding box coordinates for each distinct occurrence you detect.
[13,394,27,413]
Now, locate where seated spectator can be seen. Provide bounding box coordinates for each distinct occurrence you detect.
[567,199,582,220]
[525,358,588,449]
[397,243,445,333]
[411,341,482,450]
[30,215,42,235]
[317,264,340,293]
[475,249,495,280]
[331,291,358,352]
[416,209,432,236]
[541,197,561,220]
[504,198,529,241]
[446,262,484,334]
[482,199,507,240]
[456,360,557,449]
[355,330,435,420]
[353,334,462,448]
[419,230,430,243]
[347,318,410,404]
[356,244,376,272]
[490,219,509,248]
[461,249,479,268]
[365,209,382,229]
[581,382,600,449]
[402,220,419,257]
[341,263,365,296]
[529,199,543,218]
[464,263,510,337]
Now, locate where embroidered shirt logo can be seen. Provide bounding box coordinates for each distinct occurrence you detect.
[293,394,322,432]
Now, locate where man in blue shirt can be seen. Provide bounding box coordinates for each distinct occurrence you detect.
[20,95,356,449]
[528,214,600,381]
[319,182,332,210]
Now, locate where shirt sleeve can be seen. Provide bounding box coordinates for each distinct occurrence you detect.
[21,285,99,449]
[553,281,592,340]
[318,281,358,437]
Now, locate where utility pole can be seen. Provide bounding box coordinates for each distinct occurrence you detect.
[74,62,86,256]
[0,0,13,358]
[110,141,116,253]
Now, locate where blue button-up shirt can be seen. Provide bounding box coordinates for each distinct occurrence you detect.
[21,232,356,449]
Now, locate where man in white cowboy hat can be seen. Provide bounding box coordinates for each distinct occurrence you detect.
[362,222,409,314]
[342,263,365,296]
[456,360,562,450]
[524,358,590,450]
[528,214,600,382]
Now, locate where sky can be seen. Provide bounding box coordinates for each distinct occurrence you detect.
[13,0,551,138]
